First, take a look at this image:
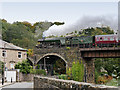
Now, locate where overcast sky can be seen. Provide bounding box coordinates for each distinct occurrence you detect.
[1,2,118,24]
[0,0,119,36]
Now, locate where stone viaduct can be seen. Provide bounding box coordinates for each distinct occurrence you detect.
[28,46,120,83]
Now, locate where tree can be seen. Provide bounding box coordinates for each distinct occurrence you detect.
[53,22,64,26]
[81,26,114,36]
[95,58,120,76]
[2,20,37,49]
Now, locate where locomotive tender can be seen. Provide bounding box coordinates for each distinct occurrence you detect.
[38,34,120,48]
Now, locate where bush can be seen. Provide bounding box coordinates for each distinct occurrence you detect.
[66,68,73,80]
[106,78,118,86]
[35,69,46,75]
[0,61,4,75]
[30,69,36,74]
[66,47,71,50]
[71,60,84,82]
[97,75,113,84]
[30,69,46,75]
[95,69,100,84]
[58,74,67,80]
[15,60,33,74]
[66,60,84,82]
[27,49,34,56]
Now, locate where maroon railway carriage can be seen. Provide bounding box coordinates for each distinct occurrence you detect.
[95,34,119,47]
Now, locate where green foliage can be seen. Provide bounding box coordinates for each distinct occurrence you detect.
[36,64,40,69]
[53,59,66,74]
[106,78,119,86]
[95,69,100,84]
[0,61,4,75]
[66,47,71,50]
[27,49,34,56]
[54,22,64,26]
[15,60,33,74]
[30,69,46,75]
[81,26,114,36]
[58,74,67,80]
[95,58,120,76]
[74,30,77,33]
[46,35,58,38]
[2,20,37,49]
[1,19,65,49]
[66,60,84,82]
[71,60,84,82]
[66,68,73,80]
[95,58,120,86]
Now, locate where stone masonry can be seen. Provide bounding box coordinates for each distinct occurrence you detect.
[29,47,96,83]
[34,76,119,90]
[30,46,120,83]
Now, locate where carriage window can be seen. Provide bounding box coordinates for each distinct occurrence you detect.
[100,37,102,41]
[96,37,99,41]
[104,37,108,41]
[110,37,114,41]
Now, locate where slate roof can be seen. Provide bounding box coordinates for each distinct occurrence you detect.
[0,39,27,51]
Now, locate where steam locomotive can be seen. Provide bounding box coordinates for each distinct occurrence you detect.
[37,34,120,48]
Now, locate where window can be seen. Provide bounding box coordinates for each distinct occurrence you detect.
[96,37,99,41]
[110,37,114,41]
[18,52,22,58]
[10,63,14,69]
[100,37,102,41]
[2,50,6,57]
[104,37,108,41]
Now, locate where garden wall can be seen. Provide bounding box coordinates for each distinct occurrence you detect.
[17,73,34,82]
[34,76,119,90]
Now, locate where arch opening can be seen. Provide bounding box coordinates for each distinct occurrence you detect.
[37,54,67,76]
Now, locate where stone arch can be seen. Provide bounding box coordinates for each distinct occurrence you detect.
[36,53,67,75]
[36,53,67,64]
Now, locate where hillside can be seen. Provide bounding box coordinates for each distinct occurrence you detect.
[1,19,64,49]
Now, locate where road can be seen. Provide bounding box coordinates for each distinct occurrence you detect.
[0,82,33,90]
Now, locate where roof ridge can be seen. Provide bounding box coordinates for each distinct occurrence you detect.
[0,39,27,51]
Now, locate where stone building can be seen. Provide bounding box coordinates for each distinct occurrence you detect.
[0,39,27,70]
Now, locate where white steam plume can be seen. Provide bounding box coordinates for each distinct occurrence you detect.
[43,15,118,37]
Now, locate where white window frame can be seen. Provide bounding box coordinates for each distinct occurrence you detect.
[18,52,22,59]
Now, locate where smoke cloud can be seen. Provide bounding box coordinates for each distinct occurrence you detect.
[43,15,118,37]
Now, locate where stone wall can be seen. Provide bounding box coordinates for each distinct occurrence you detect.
[0,49,27,69]
[18,73,34,82]
[34,76,119,90]
[32,47,95,83]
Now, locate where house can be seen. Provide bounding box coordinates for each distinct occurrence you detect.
[0,39,27,70]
